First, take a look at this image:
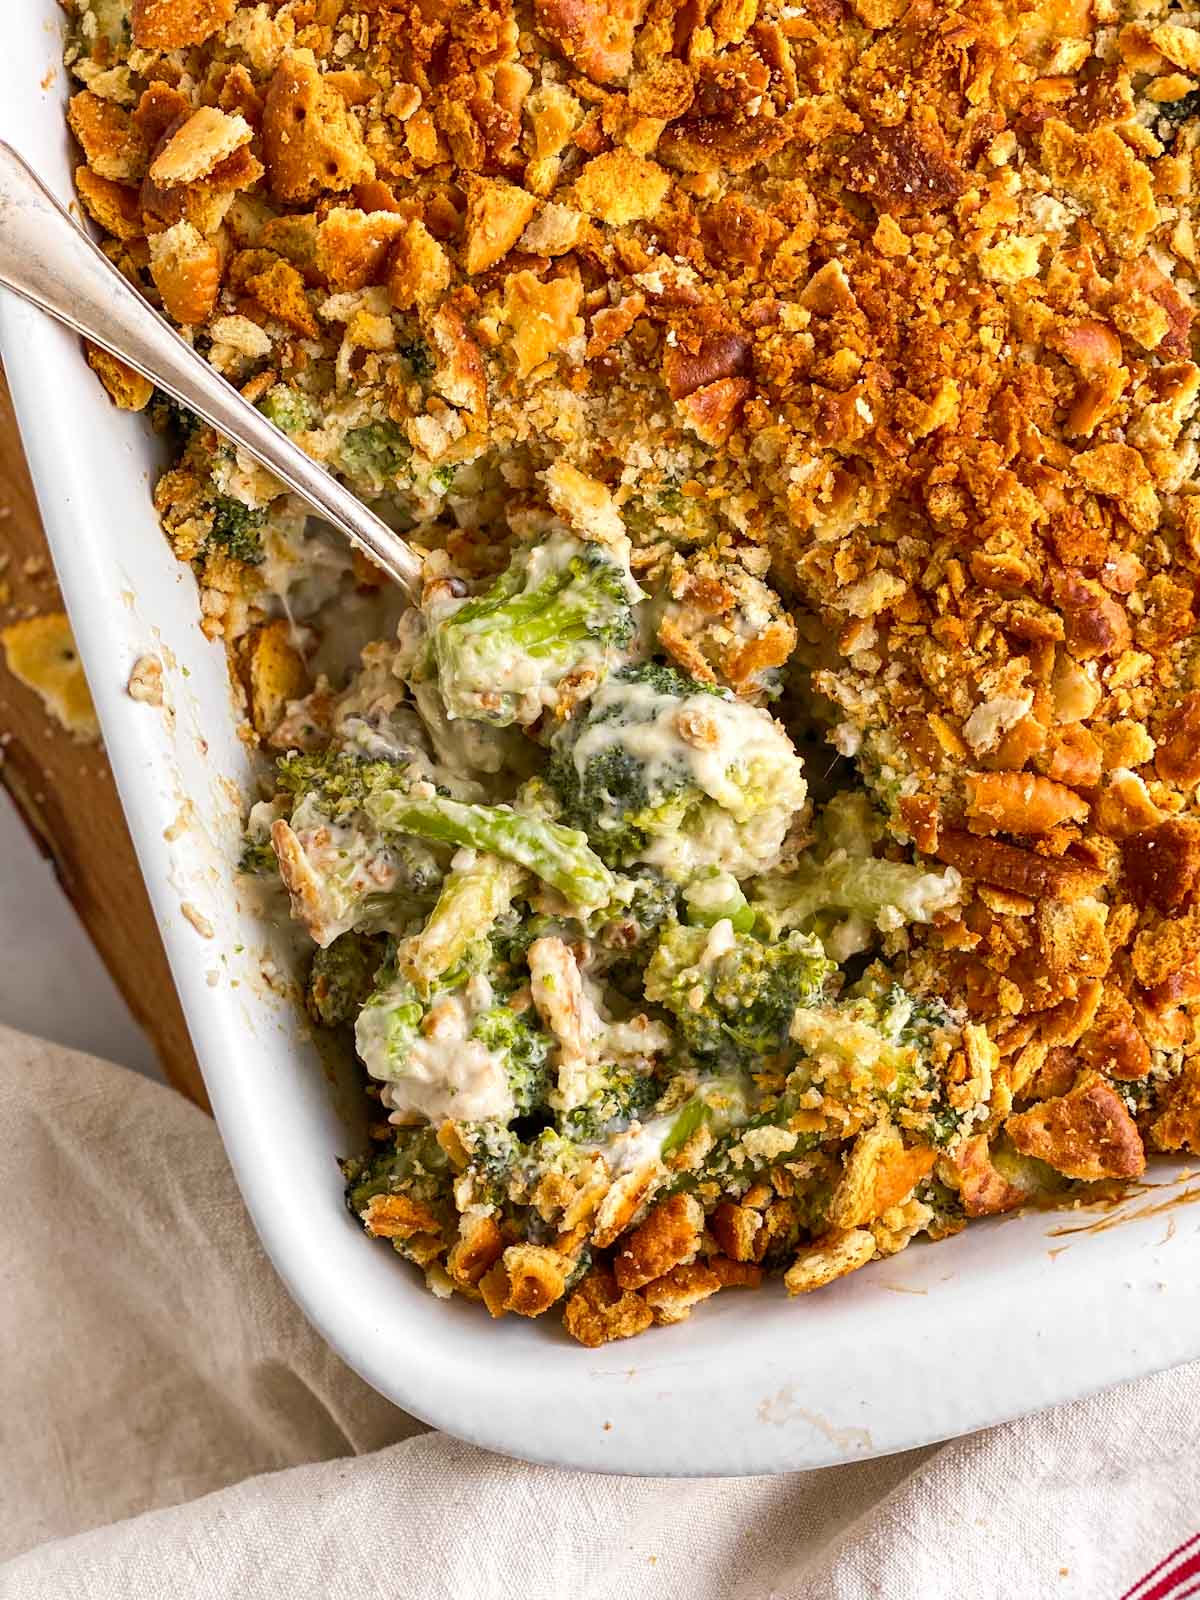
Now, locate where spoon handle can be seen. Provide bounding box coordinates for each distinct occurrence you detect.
[0,140,423,598]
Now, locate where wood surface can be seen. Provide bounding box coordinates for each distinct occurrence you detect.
[0,366,209,1110]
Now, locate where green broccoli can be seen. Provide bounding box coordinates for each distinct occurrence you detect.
[258,384,318,434]
[559,1062,663,1143]
[149,388,201,443]
[471,1004,552,1116]
[788,980,967,1149]
[273,746,614,934]
[274,750,424,818]
[645,921,832,1067]
[408,854,526,990]
[592,868,678,951]
[547,663,808,880]
[683,868,754,933]
[751,792,961,956]
[237,837,278,875]
[305,931,384,1028]
[363,785,614,910]
[354,940,551,1121]
[206,497,266,565]
[342,1124,453,1218]
[270,752,447,946]
[338,421,410,494]
[398,340,434,381]
[426,532,644,727]
[451,1120,525,1207]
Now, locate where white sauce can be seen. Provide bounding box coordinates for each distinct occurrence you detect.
[356,972,516,1123]
[432,532,643,727]
[571,679,807,877]
[594,1114,676,1174]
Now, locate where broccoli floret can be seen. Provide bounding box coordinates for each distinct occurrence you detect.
[472,1004,552,1116]
[272,747,613,942]
[342,1124,452,1218]
[305,931,384,1028]
[398,340,434,380]
[258,384,318,434]
[274,750,421,818]
[483,862,669,970]
[751,791,961,959]
[452,1119,525,1207]
[270,752,447,946]
[363,783,615,911]
[207,497,266,564]
[149,388,201,444]
[409,854,525,989]
[593,868,678,949]
[789,981,968,1149]
[548,663,808,879]
[559,1062,663,1142]
[645,921,832,1067]
[354,940,551,1122]
[683,868,754,933]
[426,532,644,727]
[238,837,278,875]
[395,608,541,788]
[338,421,410,493]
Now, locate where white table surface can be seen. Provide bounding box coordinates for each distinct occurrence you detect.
[0,790,163,1080]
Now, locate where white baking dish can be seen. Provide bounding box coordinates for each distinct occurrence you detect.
[5,4,1199,1477]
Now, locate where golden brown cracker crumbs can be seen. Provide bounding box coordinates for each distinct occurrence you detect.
[127,653,165,707]
[84,345,154,412]
[783,1228,876,1296]
[1,612,99,741]
[236,620,308,738]
[562,1265,654,1348]
[1006,1073,1146,1182]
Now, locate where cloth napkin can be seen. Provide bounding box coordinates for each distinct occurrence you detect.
[0,1021,1196,1600]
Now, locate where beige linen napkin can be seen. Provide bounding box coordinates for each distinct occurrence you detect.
[1,1021,1196,1599]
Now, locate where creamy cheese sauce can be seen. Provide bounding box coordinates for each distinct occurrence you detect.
[571,679,807,877]
[640,803,796,881]
[528,936,671,1111]
[431,532,644,727]
[288,796,423,944]
[356,972,516,1123]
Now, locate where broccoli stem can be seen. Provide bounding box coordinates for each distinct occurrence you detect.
[660,1075,758,1155]
[407,855,525,988]
[682,869,755,934]
[442,587,607,662]
[751,853,956,936]
[363,790,614,910]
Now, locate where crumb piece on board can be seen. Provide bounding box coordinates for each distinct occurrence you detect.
[1,612,99,741]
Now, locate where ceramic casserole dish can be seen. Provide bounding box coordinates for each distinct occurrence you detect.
[3,0,1200,1477]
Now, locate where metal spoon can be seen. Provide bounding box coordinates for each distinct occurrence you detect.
[0,140,424,597]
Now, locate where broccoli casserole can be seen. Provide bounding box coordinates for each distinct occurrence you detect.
[62,0,1200,1345]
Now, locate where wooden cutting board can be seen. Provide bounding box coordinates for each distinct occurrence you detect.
[0,368,209,1110]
